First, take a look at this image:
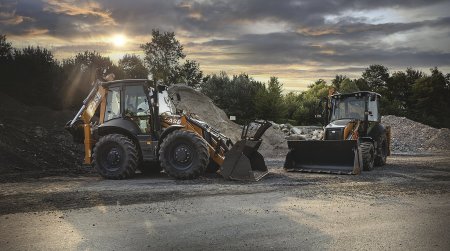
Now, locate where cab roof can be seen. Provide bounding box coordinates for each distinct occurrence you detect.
[99,79,151,87]
[331,91,381,99]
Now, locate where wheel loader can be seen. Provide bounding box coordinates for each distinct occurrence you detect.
[284,91,391,174]
[66,78,271,181]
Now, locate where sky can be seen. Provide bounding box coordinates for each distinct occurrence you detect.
[1,0,450,91]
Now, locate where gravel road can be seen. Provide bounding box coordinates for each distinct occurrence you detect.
[0,154,449,250]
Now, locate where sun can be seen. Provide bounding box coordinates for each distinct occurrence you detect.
[112,34,126,47]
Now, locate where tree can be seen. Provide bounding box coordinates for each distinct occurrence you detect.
[60,51,118,108]
[118,54,149,79]
[384,68,424,116]
[284,92,301,122]
[140,30,185,84]
[176,60,203,88]
[293,79,330,125]
[0,35,13,95]
[200,71,230,107]
[254,77,286,122]
[4,46,63,107]
[339,78,359,93]
[224,74,264,123]
[354,78,369,91]
[331,75,348,90]
[411,68,450,127]
[200,72,264,123]
[362,64,390,94]
[0,34,12,60]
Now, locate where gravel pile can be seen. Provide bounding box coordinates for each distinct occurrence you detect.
[168,85,287,157]
[382,115,450,153]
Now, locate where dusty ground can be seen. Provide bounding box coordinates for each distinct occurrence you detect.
[0,154,449,250]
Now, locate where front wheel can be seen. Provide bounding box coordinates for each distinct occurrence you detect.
[159,130,209,179]
[92,134,138,179]
[361,142,375,171]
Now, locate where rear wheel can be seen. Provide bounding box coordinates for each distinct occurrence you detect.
[159,130,209,179]
[361,142,375,171]
[92,134,138,179]
[374,135,388,166]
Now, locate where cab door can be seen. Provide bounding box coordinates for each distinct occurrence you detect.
[123,85,157,161]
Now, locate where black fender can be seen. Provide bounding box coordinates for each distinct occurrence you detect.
[157,125,185,151]
[97,119,142,156]
[98,118,141,137]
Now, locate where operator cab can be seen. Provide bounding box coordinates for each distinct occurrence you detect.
[101,79,178,134]
[329,91,381,123]
[324,91,381,141]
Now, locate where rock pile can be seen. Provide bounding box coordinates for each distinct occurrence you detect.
[271,123,324,140]
[382,115,450,153]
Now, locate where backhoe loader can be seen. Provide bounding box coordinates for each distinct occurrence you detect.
[284,91,391,174]
[66,79,271,181]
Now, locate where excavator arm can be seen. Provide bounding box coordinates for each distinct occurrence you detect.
[66,80,107,164]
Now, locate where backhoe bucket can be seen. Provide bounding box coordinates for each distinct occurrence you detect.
[220,139,269,181]
[284,140,362,174]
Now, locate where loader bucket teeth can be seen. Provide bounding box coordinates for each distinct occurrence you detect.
[220,139,269,181]
[284,140,362,175]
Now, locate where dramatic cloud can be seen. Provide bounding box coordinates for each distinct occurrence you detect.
[1,0,449,89]
[43,0,116,25]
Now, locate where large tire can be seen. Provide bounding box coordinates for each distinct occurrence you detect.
[159,130,209,179]
[361,142,375,171]
[139,161,163,175]
[92,134,138,179]
[374,134,388,166]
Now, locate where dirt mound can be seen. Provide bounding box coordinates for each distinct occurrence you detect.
[381,115,450,153]
[0,93,85,180]
[168,85,241,141]
[168,85,287,157]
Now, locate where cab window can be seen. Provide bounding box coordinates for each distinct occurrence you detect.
[124,85,151,133]
[104,87,121,121]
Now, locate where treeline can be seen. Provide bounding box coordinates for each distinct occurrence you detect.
[1,35,133,108]
[1,33,449,128]
[0,31,203,109]
[200,65,450,128]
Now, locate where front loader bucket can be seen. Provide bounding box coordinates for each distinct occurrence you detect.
[220,139,269,181]
[284,140,362,175]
